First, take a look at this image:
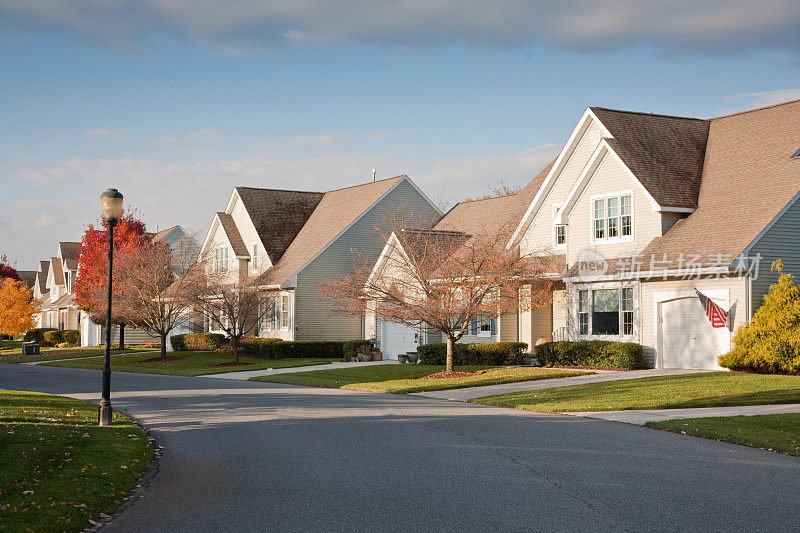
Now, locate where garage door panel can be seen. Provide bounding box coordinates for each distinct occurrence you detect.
[381,320,419,360]
[660,297,729,370]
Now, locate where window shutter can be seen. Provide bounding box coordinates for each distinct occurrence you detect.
[471,318,478,335]
[490,317,497,336]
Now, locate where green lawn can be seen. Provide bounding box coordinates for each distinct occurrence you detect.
[43,351,341,376]
[0,346,155,364]
[252,364,589,394]
[0,390,153,533]
[648,414,800,457]
[0,340,23,353]
[471,372,800,412]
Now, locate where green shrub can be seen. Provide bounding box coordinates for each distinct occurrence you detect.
[1,333,11,340]
[23,328,57,343]
[183,333,226,351]
[534,340,644,370]
[720,272,800,374]
[239,339,347,359]
[61,330,80,346]
[417,342,529,365]
[343,340,374,360]
[43,330,65,345]
[170,334,187,351]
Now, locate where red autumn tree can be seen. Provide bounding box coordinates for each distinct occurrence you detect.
[74,209,146,348]
[0,255,20,281]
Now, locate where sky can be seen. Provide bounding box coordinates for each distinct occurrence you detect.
[1,0,800,269]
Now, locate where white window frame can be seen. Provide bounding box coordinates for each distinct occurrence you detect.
[590,190,634,245]
[573,283,637,340]
[214,245,230,273]
[552,203,566,250]
[263,294,292,331]
[251,242,259,272]
[477,316,491,337]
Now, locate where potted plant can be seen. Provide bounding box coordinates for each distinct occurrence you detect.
[397,354,409,364]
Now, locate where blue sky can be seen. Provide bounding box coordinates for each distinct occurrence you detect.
[1,0,799,268]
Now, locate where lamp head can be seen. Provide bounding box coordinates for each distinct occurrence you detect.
[100,188,124,223]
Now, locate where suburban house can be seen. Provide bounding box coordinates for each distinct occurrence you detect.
[30,227,192,346]
[196,176,441,342]
[363,174,554,359]
[507,98,800,370]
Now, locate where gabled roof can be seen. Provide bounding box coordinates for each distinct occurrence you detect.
[50,257,64,286]
[17,270,36,289]
[216,213,249,257]
[589,108,709,209]
[151,225,179,242]
[59,242,80,270]
[36,260,49,289]
[235,187,325,264]
[259,176,407,286]
[639,98,800,267]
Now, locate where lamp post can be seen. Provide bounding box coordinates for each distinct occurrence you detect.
[98,188,123,426]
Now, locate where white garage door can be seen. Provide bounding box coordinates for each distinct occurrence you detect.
[659,297,730,370]
[380,320,419,360]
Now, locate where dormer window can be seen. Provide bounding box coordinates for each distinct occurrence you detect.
[792,147,800,159]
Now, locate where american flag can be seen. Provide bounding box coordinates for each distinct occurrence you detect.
[695,289,728,328]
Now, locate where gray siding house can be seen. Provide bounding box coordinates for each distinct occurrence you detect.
[197,176,441,341]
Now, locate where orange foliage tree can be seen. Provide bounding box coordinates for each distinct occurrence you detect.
[0,278,41,341]
[321,214,553,373]
[73,210,146,347]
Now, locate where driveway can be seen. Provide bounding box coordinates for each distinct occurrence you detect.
[2,363,799,532]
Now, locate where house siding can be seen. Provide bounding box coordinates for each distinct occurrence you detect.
[230,193,271,273]
[294,180,440,341]
[520,121,603,257]
[566,155,662,266]
[748,194,800,311]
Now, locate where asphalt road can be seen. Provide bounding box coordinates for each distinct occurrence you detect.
[2,364,799,532]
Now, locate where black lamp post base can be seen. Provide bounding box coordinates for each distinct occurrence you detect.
[98,402,113,426]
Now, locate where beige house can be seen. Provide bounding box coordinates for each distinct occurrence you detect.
[197,176,441,341]
[508,98,800,369]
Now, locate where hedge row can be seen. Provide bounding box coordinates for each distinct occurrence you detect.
[239,339,348,359]
[418,342,529,365]
[23,328,57,343]
[42,330,80,346]
[170,333,226,352]
[534,340,644,370]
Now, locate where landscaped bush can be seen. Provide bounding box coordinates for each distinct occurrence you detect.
[1,333,11,340]
[418,342,529,365]
[61,330,80,346]
[170,334,187,351]
[534,340,644,370]
[43,330,64,345]
[183,333,226,351]
[343,340,374,361]
[239,339,347,359]
[719,271,800,374]
[23,328,57,343]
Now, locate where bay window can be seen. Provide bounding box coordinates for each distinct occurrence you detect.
[577,287,635,337]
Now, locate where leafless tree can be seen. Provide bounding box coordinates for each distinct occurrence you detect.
[182,250,271,363]
[322,213,554,373]
[115,232,199,360]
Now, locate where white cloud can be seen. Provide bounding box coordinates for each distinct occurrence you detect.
[151,127,227,152]
[718,89,800,115]
[81,127,123,140]
[0,143,559,267]
[0,0,798,55]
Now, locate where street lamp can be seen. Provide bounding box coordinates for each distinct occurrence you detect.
[98,188,123,426]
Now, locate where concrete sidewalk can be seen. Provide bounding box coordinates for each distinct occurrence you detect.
[204,359,399,380]
[570,403,800,425]
[410,368,708,401]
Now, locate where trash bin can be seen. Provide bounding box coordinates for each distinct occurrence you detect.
[21,342,40,356]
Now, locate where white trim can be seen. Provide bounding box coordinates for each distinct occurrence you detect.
[508,108,612,248]
[741,187,800,257]
[657,207,696,214]
[563,266,731,283]
[199,213,223,261]
[652,288,729,370]
[588,189,635,245]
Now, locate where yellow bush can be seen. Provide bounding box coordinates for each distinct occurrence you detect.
[719,272,800,373]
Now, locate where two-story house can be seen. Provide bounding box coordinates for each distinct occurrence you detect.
[509,98,800,369]
[197,176,441,342]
